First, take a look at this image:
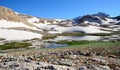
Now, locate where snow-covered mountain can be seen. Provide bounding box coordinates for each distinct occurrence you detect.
[0,6,43,40]
[73,12,118,26]
[0,6,120,41]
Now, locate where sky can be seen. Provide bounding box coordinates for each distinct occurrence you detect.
[0,0,120,19]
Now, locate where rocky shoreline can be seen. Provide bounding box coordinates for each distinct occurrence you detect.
[0,46,120,70]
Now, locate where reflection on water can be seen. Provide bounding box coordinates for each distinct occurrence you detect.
[44,35,120,48]
[47,36,101,42]
[44,43,68,48]
[101,34,120,41]
[47,34,120,42]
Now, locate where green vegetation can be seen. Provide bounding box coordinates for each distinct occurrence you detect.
[42,35,57,40]
[56,40,120,48]
[42,32,116,40]
[113,31,120,34]
[56,40,90,45]
[87,33,113,36]
[0,42,32,50]
[58,32,85,36]
[3,40,119,57]
[0,38,5,41]
[53,40,120,56]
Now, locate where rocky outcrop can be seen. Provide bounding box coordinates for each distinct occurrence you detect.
[0,6,24,22]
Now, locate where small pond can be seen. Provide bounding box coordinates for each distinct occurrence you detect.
[47,35,101,42]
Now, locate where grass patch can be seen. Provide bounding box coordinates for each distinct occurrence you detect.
[42,35,57,40]
[56,40,120,48]
[42,32,85,40]
[0,38,5,41]
[87,33,113,36]
[0,42,32,50]
[3,41,120,57]
[58,32,85,36]
[53,41,120,56]
[56,40,91,46]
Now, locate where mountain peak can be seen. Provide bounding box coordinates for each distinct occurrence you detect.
[92,12,110,18]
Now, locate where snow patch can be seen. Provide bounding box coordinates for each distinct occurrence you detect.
[48,31,62,34]
[54,26,111,33]
[28,17,39,23]
[0,19,43,31]
[33,24,58,30]
[0,28,42,40]
[0,20,30,28]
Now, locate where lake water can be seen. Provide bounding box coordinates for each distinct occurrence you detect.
[44,35,120,48]
[44,43,68,48]
[46,34,120,42]
[47,35,101,42]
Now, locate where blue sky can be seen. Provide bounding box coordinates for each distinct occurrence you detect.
[0,0,120,19]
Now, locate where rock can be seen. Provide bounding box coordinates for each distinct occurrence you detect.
[9,64,19,68]
[87,64,111,70]
[59,59,73,66]
[49,52,59,55]
[24,59,31,63]
[69,55,78,59]
[115,67,120,70]
[22,68,29,70]
[108,55,116,58]
[27,56,33,60]
[2,59,9,62]
[2,62,7,65]
[48,65,55,70]
[78,66,87,70]
[77,51,85,55]
[73,51,79,55]
[36,62,41,65]
[99,66,111,70]
[35,67,40,70]
[85,52,92,56]
[41,66,49,69]
[9,57,17,61]
[91,57,106,64]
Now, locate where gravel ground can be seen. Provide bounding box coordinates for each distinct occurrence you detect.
[0,46,120,70]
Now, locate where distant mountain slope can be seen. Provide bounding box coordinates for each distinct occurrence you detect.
[0,6,44,40]
[0,6,37,27]
[113,16,120,20]
[0,6,120,40]
[73,12,118,26]
[0,6,22,22]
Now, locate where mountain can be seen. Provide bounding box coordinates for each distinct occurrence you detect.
[73,12,118,26]
[0,6,43,40]
[113,16,120,20]
[0,6,38,27]
[92,12,110,18]
[0,6,22,22]
[0,6,120,41]
[15,11,61,24]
